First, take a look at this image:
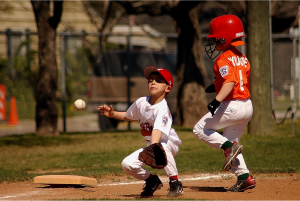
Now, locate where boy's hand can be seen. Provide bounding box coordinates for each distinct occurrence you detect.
[207,98,221,116]
[97,104,114,117]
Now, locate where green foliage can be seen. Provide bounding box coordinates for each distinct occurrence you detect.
[61,37,126,103]
[102,42,126,53]
[0,38,38,98]
[63,46,92,101]
[0,38,38,119]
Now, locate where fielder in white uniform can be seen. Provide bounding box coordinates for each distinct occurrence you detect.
[97,66,183,198]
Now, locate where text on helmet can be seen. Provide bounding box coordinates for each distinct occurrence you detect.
[235,32,245,37]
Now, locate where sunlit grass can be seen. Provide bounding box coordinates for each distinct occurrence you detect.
[0,119,299,182]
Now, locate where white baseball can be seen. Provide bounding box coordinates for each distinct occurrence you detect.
[74,99,86,111]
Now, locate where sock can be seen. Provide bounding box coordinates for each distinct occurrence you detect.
[169,175,178,180]
[238,173,249,180]
[221,141,233,150]
[146,174,154,180]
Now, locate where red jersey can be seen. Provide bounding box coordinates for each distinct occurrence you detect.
[214,48,250,101]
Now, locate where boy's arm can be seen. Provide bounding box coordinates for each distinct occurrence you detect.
[151,129,162,144]
[216,82,235,102]
[208,82,235,116]
[97,104,131,121]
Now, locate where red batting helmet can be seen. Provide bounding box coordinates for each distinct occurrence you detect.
[204,15,245,60]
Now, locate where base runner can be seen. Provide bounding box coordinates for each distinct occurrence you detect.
[193,14,256,192]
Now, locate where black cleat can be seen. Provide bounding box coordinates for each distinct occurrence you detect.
[167,179,184,197]
[140,175,163,198]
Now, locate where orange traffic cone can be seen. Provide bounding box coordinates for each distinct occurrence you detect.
[8,96,19,125]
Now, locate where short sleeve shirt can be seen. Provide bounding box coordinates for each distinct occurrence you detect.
[125,96,182,145]
[214,48,251,101]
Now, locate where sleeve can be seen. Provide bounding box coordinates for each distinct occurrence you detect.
[153,110,172,137]
[124,101,138,120]
[216,59,237,84]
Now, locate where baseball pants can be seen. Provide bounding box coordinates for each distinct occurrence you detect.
[121,140,179,180]
[193,98,253,176]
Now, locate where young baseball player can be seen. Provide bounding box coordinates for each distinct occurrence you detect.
[97,66,183,198]
[193,14,256,192]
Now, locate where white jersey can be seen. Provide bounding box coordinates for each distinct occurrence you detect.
[125,96,182,145]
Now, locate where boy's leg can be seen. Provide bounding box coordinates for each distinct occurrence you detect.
[193,99,252,149]
[121,148,163,198]
[121,148,150,180]
[222,124,248,173]
[194,102,252,172]
[162,141,184,197]
[193,112,231,149]
[223,129,256,193]
[222,104,256,192]
[161,141,179,177]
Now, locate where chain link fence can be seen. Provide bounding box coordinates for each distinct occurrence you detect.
[0,30,299,133]
[272,32,300,123]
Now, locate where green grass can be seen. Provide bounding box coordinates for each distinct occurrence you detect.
[273,99,300,111]
[0,119,299,183]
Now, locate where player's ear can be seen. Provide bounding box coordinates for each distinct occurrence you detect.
[165,85,171,93]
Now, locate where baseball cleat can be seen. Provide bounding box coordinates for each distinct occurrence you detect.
[140,175,163,198]
[223,141,243,171]
[167,179,184,197]
[227,175,256,192]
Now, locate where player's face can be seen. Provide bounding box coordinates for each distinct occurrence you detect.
[148,73,169,95]
[216,43,224,51]
[210,37,226,52]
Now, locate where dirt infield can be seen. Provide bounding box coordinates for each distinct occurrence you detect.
[0,173,299,200]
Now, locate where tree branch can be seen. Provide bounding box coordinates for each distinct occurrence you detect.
[117,1,173,16]
[103,7,125,33]
[83,1,103,29]
[49,1,63,29]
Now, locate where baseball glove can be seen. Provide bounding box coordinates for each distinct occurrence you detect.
[138,143,167,169]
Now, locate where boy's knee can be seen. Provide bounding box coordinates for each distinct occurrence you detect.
[193,123,205,139]
[121,158,130,170]
[121,159,133,175]
[121,158,138,172]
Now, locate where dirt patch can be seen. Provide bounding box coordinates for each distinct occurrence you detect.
[0,173,299,200]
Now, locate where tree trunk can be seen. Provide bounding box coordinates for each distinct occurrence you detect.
[174,3,208,127]
[246,1,273,135]
[31,1,63,136]
[108,1,207,127]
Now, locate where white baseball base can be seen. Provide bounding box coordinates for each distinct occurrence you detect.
[33,175,97,186]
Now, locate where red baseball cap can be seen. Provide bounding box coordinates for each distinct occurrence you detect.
[144,66,174,89]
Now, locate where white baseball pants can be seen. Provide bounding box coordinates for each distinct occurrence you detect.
[121,140,179,180]
[193,98,253,176]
